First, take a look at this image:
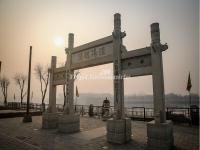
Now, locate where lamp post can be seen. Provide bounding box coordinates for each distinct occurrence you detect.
[23,46,32,122]
[0,61,2,74]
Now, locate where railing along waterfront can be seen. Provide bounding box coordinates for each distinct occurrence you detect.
[4,102,199,124]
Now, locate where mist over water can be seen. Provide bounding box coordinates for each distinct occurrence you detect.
[73,93,199,108]
[3,93,197,108]
[1,90,198,108]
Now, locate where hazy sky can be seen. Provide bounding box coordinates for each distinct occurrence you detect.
[0,0,199,103]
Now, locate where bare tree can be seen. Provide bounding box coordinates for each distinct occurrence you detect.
[0,77,10,105]
[14,74,27,104]
[34,64,49,105]
[63,70,80,107]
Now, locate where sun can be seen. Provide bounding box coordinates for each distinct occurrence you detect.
[54,36,64,47]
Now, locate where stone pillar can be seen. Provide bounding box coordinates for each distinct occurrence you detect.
[151,23,165,123]
[147,23,174,150]
[42,56,58,129]
[58,33,80,133]
[49,56,57,114]
[113,13,124,120]
[64,33,74,115]
[107,13,131,144]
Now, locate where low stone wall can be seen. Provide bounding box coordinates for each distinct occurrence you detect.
[0,110,42,119]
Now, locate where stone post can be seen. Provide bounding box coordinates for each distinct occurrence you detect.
[58,33,80,133]
[64,33,74,115]
[42,56,58,129]
[49,56,57,113]
[113,13,124,120]
[107,13,131,144]
[147,23,174,150]
[150,23,166,124]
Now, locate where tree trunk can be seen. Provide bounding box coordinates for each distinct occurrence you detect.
[42,96,46,112]
[4,87,7,106]
[21,93,23,104]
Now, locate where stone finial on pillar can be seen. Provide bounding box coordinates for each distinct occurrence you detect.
[68,33,74,49]
[151,23,160,44]
[114,13,121,32]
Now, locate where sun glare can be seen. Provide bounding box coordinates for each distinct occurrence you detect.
[54,36,64,47]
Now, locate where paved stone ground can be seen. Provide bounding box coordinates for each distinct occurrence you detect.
[0,116,198,150]
[0,133,40,150]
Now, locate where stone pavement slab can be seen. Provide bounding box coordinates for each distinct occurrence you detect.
[0,116,198,150]
[70,127,106,140]
[0,132,41,150]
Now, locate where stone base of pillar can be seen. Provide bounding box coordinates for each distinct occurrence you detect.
[147,120,174,150]
[107,118,131,144]
[58,114,80,133]
[42,112,59,129]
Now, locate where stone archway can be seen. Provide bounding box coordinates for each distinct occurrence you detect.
[42,13,173,150]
